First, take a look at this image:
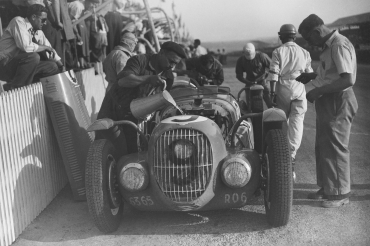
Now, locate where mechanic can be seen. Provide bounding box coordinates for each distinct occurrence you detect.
[267,24,313,182]
[103,32,138,92]
[192,39,207,57]
[175,54,224,86]
[235,43,273,108]
[296,14,358,208]
[0,4,63,91]
[97,41,187,154]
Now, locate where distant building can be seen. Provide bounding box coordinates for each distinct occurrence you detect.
[327,12,370,50]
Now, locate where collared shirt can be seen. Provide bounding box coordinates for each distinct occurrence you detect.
[308,30,357,89]
[0,16,61,65]
[193,45,207,57]
[185,57,224,85]
[103,45,132,84]
[267,41,313,100]
[235,51,271,82]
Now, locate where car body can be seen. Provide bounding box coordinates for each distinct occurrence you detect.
[85,81,293,233]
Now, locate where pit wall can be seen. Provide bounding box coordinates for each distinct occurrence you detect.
[0,64,107,246]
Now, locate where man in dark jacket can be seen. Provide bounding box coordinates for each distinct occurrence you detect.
[175,54,224,86]
[97,41,186,154]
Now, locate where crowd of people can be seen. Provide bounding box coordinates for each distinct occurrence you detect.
[0,1,358,209]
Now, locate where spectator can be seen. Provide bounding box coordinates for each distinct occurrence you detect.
[96,41,186,154]
[42,0,63,61]
[267,24,313,182]
[192,39,207,57]
[235,42,273,107]
[0,4,63,91]
[175,54,224,86]
[68,0,90,68]
[103,32,137,92]
[296,14,358,208]
[85,0,109,62]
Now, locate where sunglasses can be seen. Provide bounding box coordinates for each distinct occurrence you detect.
[36,16,48,24]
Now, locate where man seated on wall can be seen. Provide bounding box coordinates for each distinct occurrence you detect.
[0,4,64,91]
[174,54,224,86]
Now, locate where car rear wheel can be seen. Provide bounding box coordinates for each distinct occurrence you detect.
[86,139,123,233]
[262,129,292,227]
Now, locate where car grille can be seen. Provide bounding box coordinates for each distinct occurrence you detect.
[153,129,213,202]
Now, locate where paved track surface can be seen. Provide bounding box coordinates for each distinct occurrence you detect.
[13,62,370,246]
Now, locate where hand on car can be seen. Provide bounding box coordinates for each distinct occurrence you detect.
[296,73,317,84]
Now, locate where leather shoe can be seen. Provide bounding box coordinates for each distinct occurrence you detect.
[321,198,349,208]
[307,188,327,199]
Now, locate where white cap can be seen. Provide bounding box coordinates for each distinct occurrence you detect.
[243,43,256,60]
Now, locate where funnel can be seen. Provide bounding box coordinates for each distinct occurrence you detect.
[130,90,175,120]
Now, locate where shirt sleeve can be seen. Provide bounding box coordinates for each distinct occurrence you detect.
[267,49,280,81]
[10,18,39,52]
[304,51,313,73]
[332,44,355,75]
[262,53,272,70]
[214,63,224,85]
[38,31,61,61]
[119,56,142,78]
[115,53,129,75]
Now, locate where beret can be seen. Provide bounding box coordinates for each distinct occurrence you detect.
[161,41,187,59]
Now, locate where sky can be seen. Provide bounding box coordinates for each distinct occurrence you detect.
[149,0,370,42]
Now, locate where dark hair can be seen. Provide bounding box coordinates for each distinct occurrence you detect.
[194,39,201,45]
[200,54,214,66]
[298,14,324,34]
[26,4,48,19]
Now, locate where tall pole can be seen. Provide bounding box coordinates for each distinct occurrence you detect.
[143,0,160,52]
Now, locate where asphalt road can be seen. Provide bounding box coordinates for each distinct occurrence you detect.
[13,62,370,246]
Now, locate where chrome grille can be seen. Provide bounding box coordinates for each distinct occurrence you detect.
[153,129,213,202]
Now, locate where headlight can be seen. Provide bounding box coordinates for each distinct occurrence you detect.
[221,157,252,188]
[120,163,149,191]
[172,139,195,160]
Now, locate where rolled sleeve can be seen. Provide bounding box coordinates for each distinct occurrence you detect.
[117,56,142,81]
[267,50,280,81]
[332,44,354,75]
[38,32,61,61]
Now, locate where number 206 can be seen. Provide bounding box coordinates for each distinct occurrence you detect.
[225,192,247,204]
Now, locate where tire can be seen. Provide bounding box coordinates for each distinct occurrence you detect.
[85,139,123,233]
[263,129,292,227]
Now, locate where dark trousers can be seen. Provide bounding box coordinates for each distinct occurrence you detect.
[0,52,59,87]
[315,88,358,196]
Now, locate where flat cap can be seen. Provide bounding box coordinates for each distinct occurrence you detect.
[161,41,187,59]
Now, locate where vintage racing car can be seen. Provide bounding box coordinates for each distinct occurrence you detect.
[85,81,293,233]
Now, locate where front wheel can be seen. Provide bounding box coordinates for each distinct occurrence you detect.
[262,129,292,227]
[86,139,123,233]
